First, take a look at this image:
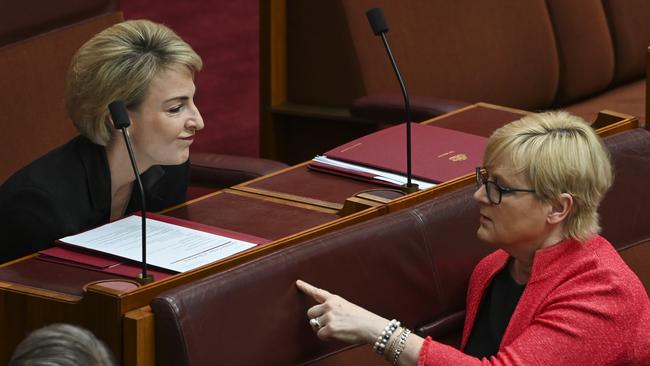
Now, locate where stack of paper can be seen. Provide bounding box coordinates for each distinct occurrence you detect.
[51,214,268,273]
[311,155,435,189]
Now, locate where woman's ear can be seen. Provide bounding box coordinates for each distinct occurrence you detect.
[547,193,573,225]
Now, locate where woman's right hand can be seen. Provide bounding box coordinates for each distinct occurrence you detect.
[296,279,389,344]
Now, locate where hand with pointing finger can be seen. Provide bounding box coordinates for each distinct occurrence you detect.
[296,279,389,344]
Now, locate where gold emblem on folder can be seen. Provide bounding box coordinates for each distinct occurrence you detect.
[449,154,467,162]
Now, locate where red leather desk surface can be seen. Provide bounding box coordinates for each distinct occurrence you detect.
[0,257,129,297]
[241,165,389,204]
[163,191,338,241]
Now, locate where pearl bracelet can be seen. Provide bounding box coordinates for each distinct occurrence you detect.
[373,319,400,356]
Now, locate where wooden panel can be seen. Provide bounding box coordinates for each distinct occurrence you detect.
[0,282,125,365]
[646,46,650,131]
[124,306,156,366]
[260,0,287,158]
[0,12,123,183]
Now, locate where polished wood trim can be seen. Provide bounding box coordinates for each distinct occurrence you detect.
[0,253,38,268]
[0,281,81,302]
[232,161,310,188]
[260,0,287,157]
[234,186,344,212]
[420,102,529,125]
[123,306,155,366]
[646,47,650,131]
[594,112,639,137]
[226,188,340,213]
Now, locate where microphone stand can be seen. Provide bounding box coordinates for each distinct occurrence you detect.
[109,101,153,285]
[367,8,419,194]
[377,33,418,193]
[119,128,153,284]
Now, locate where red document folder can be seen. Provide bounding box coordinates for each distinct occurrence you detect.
[38,212,270,277]
[312,123,487,184]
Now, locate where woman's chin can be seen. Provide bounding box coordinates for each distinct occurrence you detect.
[476,226,495,245]
[156,152,190,166]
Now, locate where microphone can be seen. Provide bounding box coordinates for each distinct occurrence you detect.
[108,101,153,284]
[366,8,418,193]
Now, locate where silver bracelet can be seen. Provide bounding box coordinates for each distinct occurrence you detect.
[392,328,411,365]
[385,327,405,361]
[373,319,400,356]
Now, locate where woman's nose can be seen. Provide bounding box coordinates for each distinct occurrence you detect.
[186,105,204,131]
[473,184,490,204]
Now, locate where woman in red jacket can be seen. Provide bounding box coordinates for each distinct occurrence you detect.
[297,111,650,365]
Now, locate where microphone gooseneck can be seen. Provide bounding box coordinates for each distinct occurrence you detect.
[108,100,153,284]
[365,8,418,193]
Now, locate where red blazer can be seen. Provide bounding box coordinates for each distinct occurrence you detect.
[418,235,650,365]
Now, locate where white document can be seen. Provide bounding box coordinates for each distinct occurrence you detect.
[313,155,436,189]
[59,216,257,273]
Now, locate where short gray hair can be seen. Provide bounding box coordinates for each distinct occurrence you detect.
[9,323,116,366]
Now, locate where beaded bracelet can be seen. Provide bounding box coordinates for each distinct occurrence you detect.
[373,319,400,356]
[392,328,412,365]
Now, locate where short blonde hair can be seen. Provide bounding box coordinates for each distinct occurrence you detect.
[65,20,202,145]
[484,111,613,242]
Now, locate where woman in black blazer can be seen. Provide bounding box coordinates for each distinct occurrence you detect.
[0,20,204,262]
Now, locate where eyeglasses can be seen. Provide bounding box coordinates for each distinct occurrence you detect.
[475,167,536,205]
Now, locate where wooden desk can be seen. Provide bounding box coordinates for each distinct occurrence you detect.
[0,104,637,365]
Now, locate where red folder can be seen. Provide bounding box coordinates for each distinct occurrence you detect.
[38,246,175,279]
[313,123,487,183]
[38,212,271,278]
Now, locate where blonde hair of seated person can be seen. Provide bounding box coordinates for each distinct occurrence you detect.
[65,19,203,146]
[483,111,613,242]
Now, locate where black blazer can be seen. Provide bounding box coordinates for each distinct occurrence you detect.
[0,136,189,263]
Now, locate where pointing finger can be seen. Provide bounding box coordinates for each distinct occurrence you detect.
[296,279,331,303]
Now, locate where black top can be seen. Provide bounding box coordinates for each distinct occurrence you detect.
[464,264,526,359]
[0,136,189,263]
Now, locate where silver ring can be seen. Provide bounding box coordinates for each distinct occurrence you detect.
[309,317,322,330]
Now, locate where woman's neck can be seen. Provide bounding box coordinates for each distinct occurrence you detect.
[104,135,152,220]
[105,135,152,196]
[508,226,567,285]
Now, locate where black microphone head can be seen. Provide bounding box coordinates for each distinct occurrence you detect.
[366,8,389,35]
[108,100,131,129]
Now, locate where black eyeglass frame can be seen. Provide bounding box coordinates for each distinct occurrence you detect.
[475,167,536,205]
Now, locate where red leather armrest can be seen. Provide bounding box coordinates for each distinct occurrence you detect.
[351,93,470,124]
[189,152,288,188]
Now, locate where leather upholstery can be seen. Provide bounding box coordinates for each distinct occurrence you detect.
[190,152,288,189]
[602,0,650,85]
[0,12,123,183]
[0,0,117,46]
[285,1,649,124]
[152,128,650,365]
[545,0,615,105]
[351,94,470,124]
